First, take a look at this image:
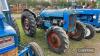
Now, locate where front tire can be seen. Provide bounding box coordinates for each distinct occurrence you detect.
[84,24,95,39]
[46,26,69,54]
[29,42,44,56]
[69,21,85,41]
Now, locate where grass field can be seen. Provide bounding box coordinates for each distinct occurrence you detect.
[16,18,100,56]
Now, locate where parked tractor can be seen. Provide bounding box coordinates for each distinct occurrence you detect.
[0,0,44,56]
[21,8,89,53]
[74,9,99,39]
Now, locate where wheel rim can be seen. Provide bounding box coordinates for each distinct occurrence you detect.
[70,26,82,39]
[24,18,30,33]
[85,28,91,36]
[94,27,100,31]
[73,30,81,38]
[48,31,61,49]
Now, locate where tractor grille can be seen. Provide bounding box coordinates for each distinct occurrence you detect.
[0,36,15,49]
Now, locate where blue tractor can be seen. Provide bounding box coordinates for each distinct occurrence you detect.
[75,9,100,32]
[0,0,44,56]
[74,9,100,39]
[21,8,87,53]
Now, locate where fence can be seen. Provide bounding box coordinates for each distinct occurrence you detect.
[10,4,27,13]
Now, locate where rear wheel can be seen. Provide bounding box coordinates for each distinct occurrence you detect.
[21,11,36,37]
[46,26,69,54]
[69,21,85,41]
[84,24,95,39]
[28,42,44,56]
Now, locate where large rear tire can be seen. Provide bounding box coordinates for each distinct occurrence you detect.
[69,21,85,41]
[46,26,69,54]
[21,10,36,37]
[29,42,44,56]
[84,24,95,39]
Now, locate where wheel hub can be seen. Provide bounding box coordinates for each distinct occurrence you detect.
[48,32,61,48]
[24,18,29,31]
[69,29,81,39]
[85,28,91,37]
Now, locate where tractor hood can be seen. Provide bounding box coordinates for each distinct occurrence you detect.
[0,12,16,37]
[0,23,16,37]
[74,9,100,14]
[40,8,75,17]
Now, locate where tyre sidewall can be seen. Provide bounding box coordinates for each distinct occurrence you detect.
[46,26,69,53]
[70,21,85,41]
[21,11,36,37]
[85,24,95,39]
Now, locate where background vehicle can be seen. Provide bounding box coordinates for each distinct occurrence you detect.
[0,0,44,56]
[74,9,100,39]
[75,9,100,32]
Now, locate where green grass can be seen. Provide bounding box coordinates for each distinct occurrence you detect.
[16,19,100,56]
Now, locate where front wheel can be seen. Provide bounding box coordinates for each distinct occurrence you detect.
[69,21,85,41]
[46,26,69,54]
[28,42,44,56]
[84,24,95,39]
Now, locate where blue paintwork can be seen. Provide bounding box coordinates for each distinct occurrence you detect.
[74,9,100,14]
[0,11,35,56]
[3,11,14,26]
[0,0,36,56]
[74,9,100,27]
[18,45,36,56]
[0,45,17,54]
[0,23,16,37]
[40,9,75,17]
[0,11,16,37]
[0,13,17,54]
[43,21,52,30]
[0,12,5,28]
[40,9,76,32]
[63,12,69,31]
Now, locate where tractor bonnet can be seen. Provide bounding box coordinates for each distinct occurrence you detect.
[74,9,100,14]
[0,11,16,37]
[0,23,16,37]
[40,8,76,17]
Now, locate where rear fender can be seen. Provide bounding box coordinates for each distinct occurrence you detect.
[23,9,36,18]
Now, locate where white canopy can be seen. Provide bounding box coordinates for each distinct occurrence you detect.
[0,0,9,11]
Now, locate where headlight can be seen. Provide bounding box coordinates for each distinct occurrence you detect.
[0,36,15,49]
[93,15,96,19]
